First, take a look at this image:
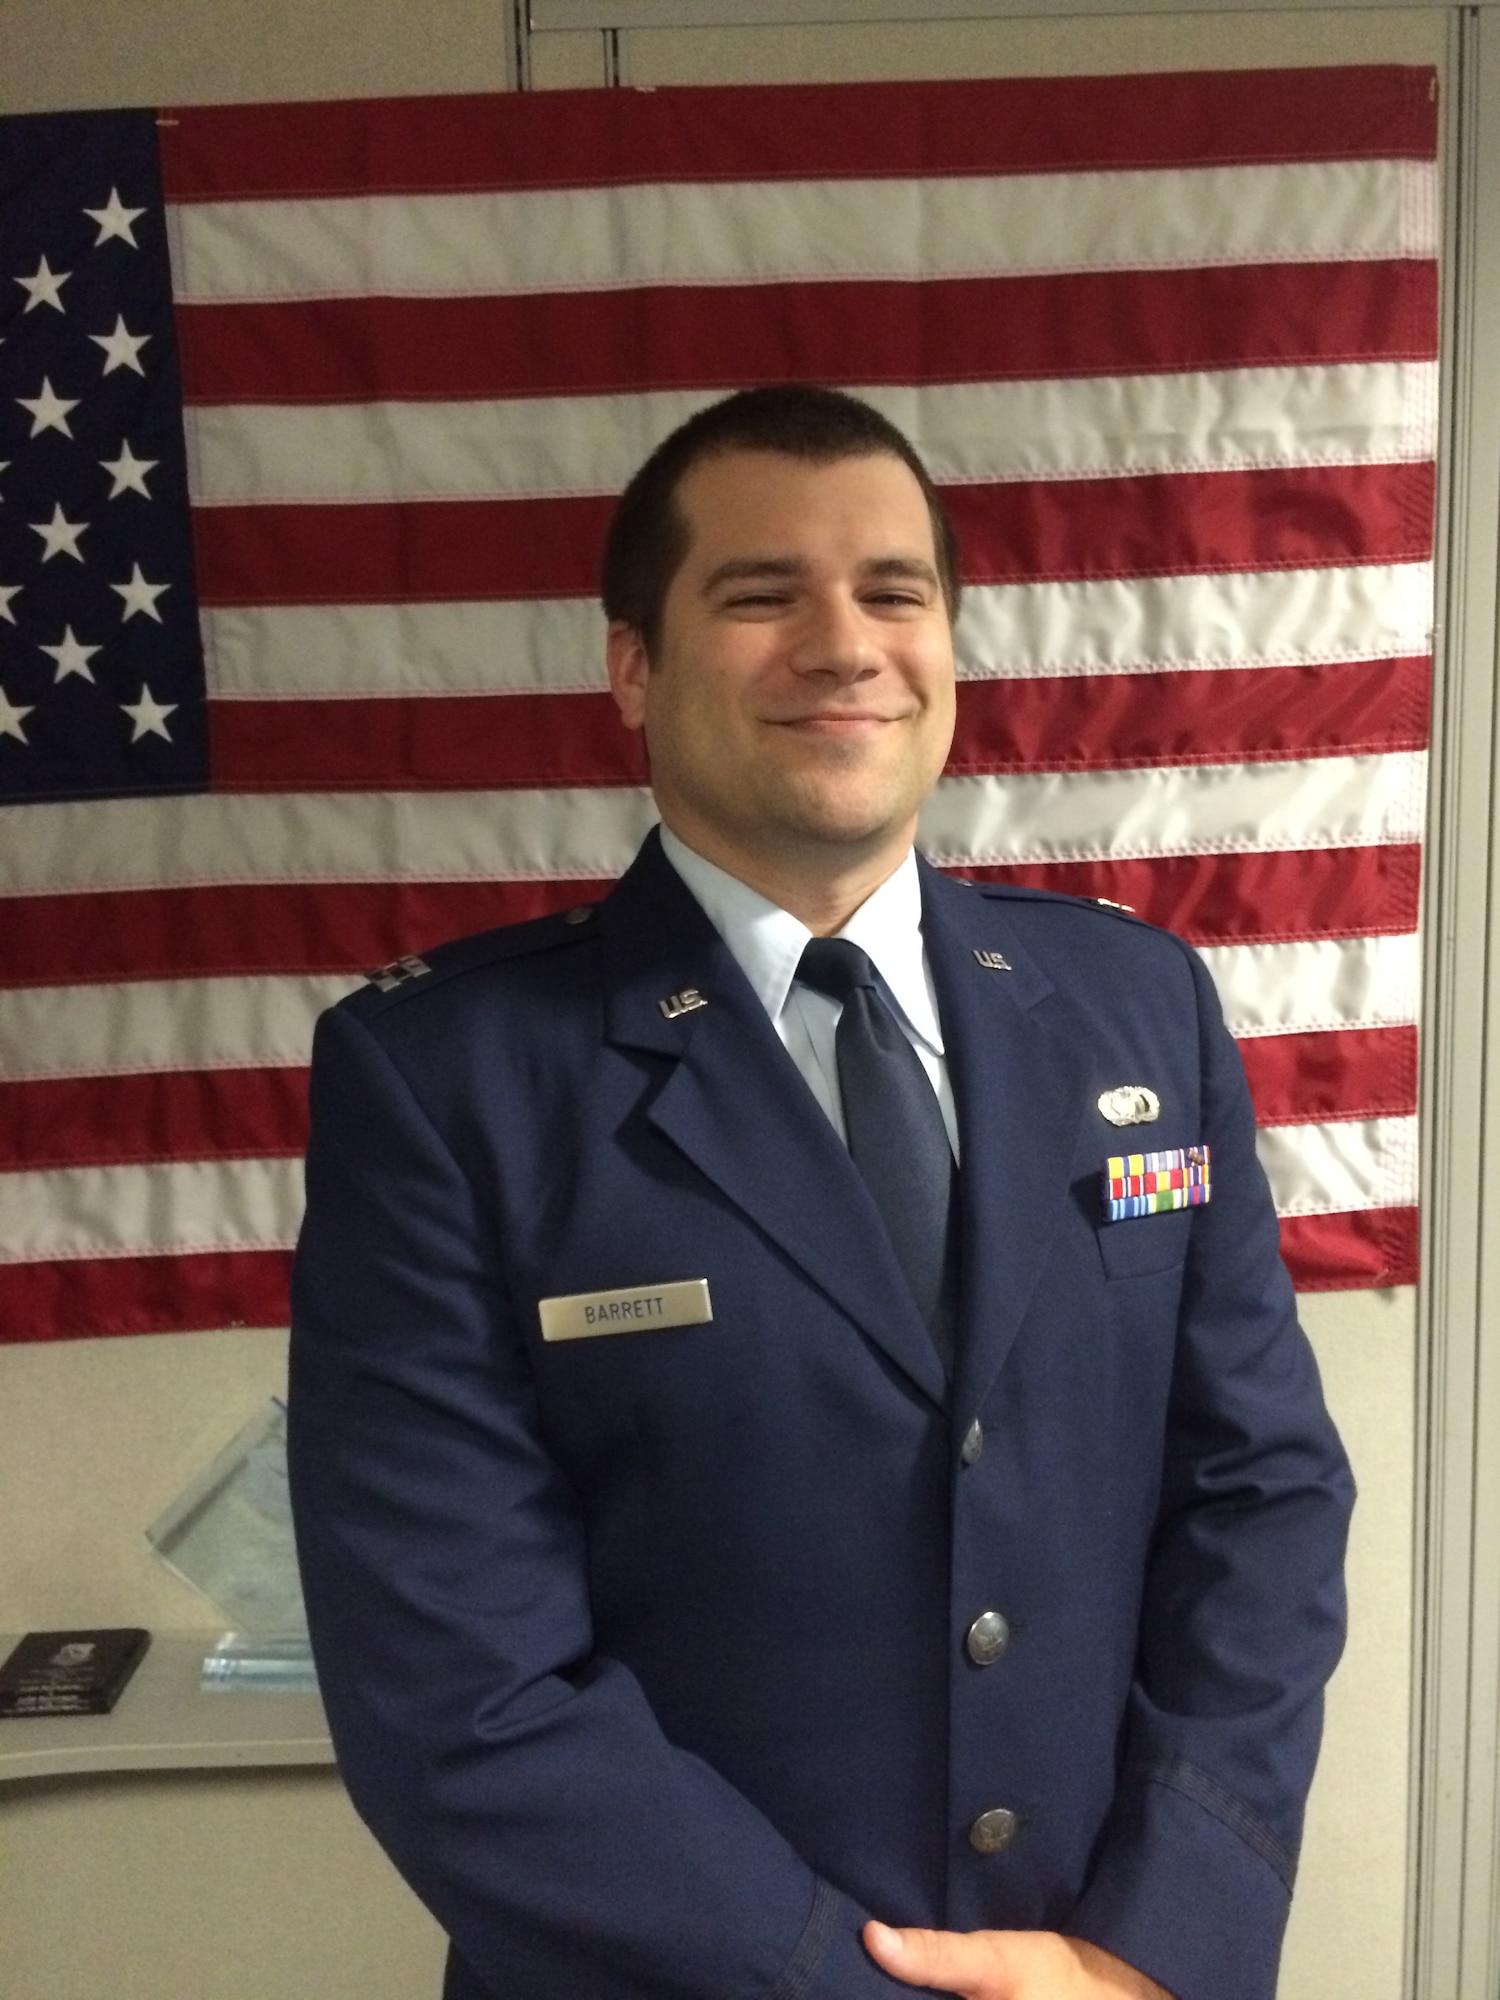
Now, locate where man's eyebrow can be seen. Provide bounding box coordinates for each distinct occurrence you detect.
[860,556,940,589]
[700,556,807,594]
[699,554,939,593]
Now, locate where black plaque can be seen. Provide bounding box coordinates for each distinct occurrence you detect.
[0,1628,151,1717]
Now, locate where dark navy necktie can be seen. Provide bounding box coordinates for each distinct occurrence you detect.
[796,938,959,1369]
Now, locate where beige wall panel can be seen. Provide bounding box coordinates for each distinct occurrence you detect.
[1283,1286,1417,2000]
[0,0,513,112]
[538,5,1444,88]
[0,1769,445,2000]
[535,28,615,86]
[0,1329,288,1629]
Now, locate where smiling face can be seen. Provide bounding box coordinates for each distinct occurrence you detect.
[606,449,957,924]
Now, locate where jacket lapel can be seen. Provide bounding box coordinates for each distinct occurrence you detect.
[919,865,1092,1419]
[599,836,948,1408]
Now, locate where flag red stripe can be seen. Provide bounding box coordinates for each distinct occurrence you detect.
[955,842,1421,947]
[210,692,646,791]
[0,1069,310,1172]
[949,657,1431,774]
[1237,1024,1417,1126]
[192,494,615,606]
[192,465,1435,608]
[1,880,611,986]
[3,1026,1417,1175]
[175,262,1438,404]
[157,70,1436,203]
[207,658,1432,792]
[2,1248,294,1342]
[947,465,1436,587]
[2,845,1421,990]
[1277,1205,1418,1290]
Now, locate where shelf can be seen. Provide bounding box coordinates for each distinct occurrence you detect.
[0,1634,334,1782]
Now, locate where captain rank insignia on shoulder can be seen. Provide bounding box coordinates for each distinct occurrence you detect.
[367,954,432,993]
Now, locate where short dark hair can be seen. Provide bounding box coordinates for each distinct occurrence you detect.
[600,384,962,653]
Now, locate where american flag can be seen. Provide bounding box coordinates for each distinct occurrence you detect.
[0,68,1437,1341]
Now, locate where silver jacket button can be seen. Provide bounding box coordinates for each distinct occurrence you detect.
[960,1419,984,1465]
[968,1807,1019,1854]
[965,1610,1011,1665]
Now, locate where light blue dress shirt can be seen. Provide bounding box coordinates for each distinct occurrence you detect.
[658,825,959,1160]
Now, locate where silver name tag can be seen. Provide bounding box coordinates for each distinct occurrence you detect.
[538,1278,713,1343]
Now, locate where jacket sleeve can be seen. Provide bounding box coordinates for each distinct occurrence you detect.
[287,1001,909,2000]
[1066,942,1356,2000]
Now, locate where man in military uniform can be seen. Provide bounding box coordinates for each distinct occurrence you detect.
[288,385,1352,2000]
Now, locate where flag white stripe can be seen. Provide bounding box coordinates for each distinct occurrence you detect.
[4,788,661,895]
[0,1157,303,1264]
[918,754,1426,868]
[184,364,1439,508]
[956,564,1434,683]
[204,601,611,699]
[1255,1114,1418,1215]
[1198,934,1419,1039]
[880,365,1439,486]
[0,975,362,1082]
[166,161,1439,304]
[202,565,1435,702]
[9,756,1424,897]
[0,1115,1417,1265]
[1,936,1414,1085]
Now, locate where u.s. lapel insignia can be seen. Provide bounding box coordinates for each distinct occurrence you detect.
[1097,1083,1160,1127]
[973,949,1011,972]
[367,953,431,993]
[1102,1145,1210,1221]
[658,987,708,1021]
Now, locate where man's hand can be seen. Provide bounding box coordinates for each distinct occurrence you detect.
[862,1921,1174,1999]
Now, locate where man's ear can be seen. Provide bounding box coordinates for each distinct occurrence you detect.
[605,621,651,732]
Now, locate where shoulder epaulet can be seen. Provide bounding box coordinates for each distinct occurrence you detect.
[352,901,601,1013]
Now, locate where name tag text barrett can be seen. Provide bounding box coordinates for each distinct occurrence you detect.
[537,1278,714,1343]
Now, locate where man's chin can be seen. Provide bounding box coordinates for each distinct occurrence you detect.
[764,794,921,860]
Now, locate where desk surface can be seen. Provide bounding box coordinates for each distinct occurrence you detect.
[0,1633,334,1782]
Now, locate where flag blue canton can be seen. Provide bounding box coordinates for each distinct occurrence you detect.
[0,108,206,803]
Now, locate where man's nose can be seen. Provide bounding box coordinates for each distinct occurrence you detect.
[790,594,877,677]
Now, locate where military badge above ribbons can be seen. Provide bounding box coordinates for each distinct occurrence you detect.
[1102,1147,1211,1222]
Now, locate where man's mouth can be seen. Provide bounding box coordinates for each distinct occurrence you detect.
[768,711,902,729]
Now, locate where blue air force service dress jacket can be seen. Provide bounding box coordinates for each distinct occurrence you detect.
[287,830,1353,2000]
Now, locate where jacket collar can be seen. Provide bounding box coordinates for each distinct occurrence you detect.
[599,834,946,1404]
[918,862,1090,1420]
[597,835,1088,1415]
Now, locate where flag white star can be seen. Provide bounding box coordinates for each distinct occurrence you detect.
[90,315,150,377]
[111,562,169,622]
[40,626,101,683]
[30,503,89,562]
[100,440,157,499]
[14,254,70,313]
[122,683,177,742]
[16,378,79,438]
[0,583,21,625]
[83,187,146,247]
[0,686,35,742]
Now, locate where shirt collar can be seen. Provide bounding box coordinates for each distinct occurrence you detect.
[657,825,944,1056]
